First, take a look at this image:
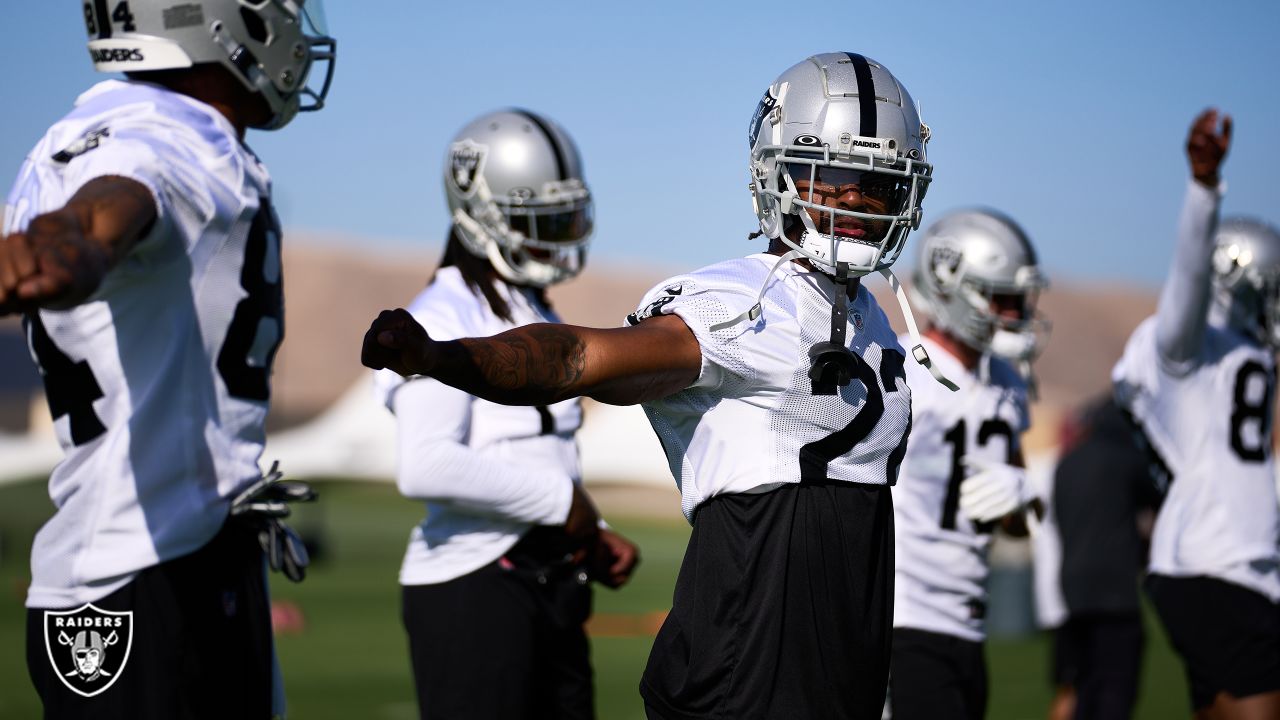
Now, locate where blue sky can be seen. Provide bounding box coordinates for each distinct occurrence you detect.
[2,0,1278,286]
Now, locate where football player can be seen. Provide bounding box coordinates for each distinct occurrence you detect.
[373,109,640,720]
[364,52,944,719]
[886,209,1047,720]
[0,2,335,718]
[1113,110,1280,719]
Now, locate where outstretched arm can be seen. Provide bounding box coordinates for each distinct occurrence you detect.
[362,309,703,406]
[1154,109,1232,368]
[0,176,156,315]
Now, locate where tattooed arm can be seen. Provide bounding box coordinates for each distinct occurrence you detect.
[361,308,702,406]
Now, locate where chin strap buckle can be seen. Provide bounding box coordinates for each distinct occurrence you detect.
[809,341,855,395]
[881,268,959,392]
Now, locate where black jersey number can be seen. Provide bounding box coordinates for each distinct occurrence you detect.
[84,2,135,37]
[939,418,1015,531]
[216,205,284,402]
[799,348,907,483]
[25,314,107,446]
[83,3,98,35]
[110,2,137,32]
[1230,360,1275,463]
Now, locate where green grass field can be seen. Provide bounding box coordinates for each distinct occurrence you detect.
[0,479,1190,719]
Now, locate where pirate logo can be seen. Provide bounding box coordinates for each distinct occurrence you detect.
[928,241,965,287]
[448,139,488,198]
[44,604,133,697]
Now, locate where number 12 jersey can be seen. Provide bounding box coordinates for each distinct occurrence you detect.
[892,338,1030,641]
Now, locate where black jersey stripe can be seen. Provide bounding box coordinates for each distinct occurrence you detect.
[844,52,877,137]
[512,108,568,181]
[94,0,112,39]
[535,405,555,435]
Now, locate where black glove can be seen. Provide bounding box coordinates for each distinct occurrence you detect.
[230,461,317,582]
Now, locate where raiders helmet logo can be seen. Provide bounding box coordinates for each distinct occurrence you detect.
[929,243,964,287]
[43,604,133,698]
[448,139,488,198]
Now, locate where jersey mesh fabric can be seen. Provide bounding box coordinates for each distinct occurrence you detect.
[6,81,278,608]
[630,254,912,522]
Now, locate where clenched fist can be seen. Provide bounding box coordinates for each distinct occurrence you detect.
[0,211,110,315]
[361,308,436,376]
[1187,108,1232,189]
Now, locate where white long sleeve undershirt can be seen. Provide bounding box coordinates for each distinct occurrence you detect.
[390,377,574,527]
[1155,180,1223,372]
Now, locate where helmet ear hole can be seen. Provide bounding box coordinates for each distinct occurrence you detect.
[240,8,270,43]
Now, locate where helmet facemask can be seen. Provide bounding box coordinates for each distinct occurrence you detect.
[452,173,593,288]
[752,137,931,279]
[950,268,1050,363]
[212,0,336,129]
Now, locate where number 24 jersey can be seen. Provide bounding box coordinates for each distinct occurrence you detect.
[4,80,282,608]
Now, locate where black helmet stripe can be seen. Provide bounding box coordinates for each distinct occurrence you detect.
[511,109,568,181]
[93,0,113,39]
[844,52,877,137]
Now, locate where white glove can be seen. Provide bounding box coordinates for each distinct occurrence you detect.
[958,458,1035,524]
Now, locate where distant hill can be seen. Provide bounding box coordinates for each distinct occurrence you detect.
[0,239,1158,452]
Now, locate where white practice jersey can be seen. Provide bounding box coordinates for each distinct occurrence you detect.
[628,254,912,521]
[5,81,282,608]
[1113,318,1280,599]
[892,337,1029,641]
[373,267,583,586]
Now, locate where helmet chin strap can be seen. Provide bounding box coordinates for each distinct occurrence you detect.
[988,324,1042,398]
[715,216,957,391]
[808,262,858,395]
[880,268,959,391]
[709,250,804,332]
[453,195,568,288]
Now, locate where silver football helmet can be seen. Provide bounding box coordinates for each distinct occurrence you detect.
[445,109,593,287]
[1212,217,1280,348]
[910,209,1050,364]
[749,52,932,278]
[83,0,335,130]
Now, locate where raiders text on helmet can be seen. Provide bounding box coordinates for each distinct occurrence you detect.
[1212,218,1280,348]
[82,0,336,130]
[445,109,594,287]
[748,52,933,278]
[910,209,1050,365]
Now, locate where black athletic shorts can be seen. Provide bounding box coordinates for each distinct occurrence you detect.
[26,519,274,720]
[402,526,593,720]
[1146,573,1280,710]
[887,628,987,720]
[642,481,894,720]
[1051,612,1143,720]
